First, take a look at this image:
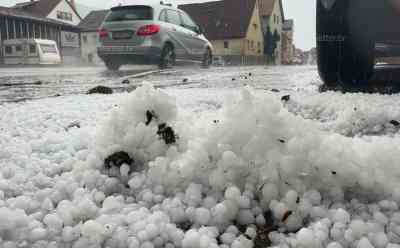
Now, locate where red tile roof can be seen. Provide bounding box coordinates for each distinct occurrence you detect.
[259,0,275,16]
[258,0,284,21]
[179,0,257,40]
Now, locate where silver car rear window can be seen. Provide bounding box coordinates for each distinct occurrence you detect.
[106,6,153,22]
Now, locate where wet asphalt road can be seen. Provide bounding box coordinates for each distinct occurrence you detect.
[0,65,158,103]
[0,65,320,104]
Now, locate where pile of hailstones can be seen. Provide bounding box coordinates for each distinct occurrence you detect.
[92,85,400,248]
[4,84,400,248]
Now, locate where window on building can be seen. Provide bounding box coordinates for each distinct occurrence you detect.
[247,40,250,50]
[224,41,229,49]
[16,45,22,52]
[22,22,28,38]
[15,20,22,39]
[251,41,254,49]
[83,35,88,43]
[29,45,36,54]
[34,24,40,38]
[57,11,73,21]
[253,23,258,29]
[7,21,14,39]
[28,23,34,39]
[5,46,12,54]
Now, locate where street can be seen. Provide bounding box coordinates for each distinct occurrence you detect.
[0,65,319,103]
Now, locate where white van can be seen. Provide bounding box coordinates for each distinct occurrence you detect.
[2,39,61,65]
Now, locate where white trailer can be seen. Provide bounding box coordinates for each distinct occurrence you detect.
[2,39,61,65]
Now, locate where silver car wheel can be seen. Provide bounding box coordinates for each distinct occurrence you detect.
[165,50,174,67]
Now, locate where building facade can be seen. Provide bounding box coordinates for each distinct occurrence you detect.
[180,0,264,60]
[11,0,82,63]
[0,6,79,64]
[211,3,264,56]
[258,0,284,64]
[282,19,294,64]
[78,10,108,64]
[47,0,81,26]
[14,0,81,26]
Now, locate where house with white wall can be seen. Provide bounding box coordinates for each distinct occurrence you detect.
[14,0,81,25]
[258,0,284,64]
[78,10,108,64]
[13,0,82,63]
[282,19,294,64]
[180,0,264,60]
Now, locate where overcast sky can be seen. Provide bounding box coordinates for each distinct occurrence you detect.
[2,0,316,50]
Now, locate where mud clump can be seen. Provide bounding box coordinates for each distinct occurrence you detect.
[157,123,177,145]
[87,86,113,95]
[281,95,290,102]
[65,121,80,131]
[104,151,134,170]
[390,120,400,127]
[254,211,277,248]
[145,110,177,145]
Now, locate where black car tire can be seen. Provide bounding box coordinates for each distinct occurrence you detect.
[159,44,176,69]
[201,48,212,68]
[317,0,375,88]
[105,60,121,71]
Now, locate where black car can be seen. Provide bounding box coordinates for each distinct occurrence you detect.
[317,0,400,90]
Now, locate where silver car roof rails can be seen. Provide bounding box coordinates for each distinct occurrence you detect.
[160,1,172,6]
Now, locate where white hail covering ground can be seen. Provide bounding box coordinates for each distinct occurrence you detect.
[2,66,400,248]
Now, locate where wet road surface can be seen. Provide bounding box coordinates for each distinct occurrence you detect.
[0,65,320,104]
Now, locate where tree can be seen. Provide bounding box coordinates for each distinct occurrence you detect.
[264,26,281,64]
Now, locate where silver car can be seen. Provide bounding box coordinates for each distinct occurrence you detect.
[97,3,213,70]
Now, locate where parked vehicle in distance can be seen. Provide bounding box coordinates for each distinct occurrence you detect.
[2,39,61,65]
[212,56,225,66]
[97,3,213,71]
[317,0,400,90]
